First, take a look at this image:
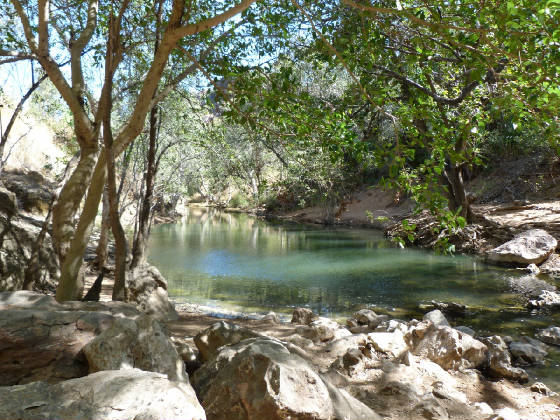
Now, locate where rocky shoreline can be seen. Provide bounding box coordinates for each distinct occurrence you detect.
[2,286,560,420]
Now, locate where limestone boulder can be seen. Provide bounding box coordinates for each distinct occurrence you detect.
[171,336,201,375]
[540,253,560,277]
[423,309,450,327]
[291,307,319,325]
[125,264,178,321]
[194,321,262,362]
[0,213,59,293]
[2,170,55,215]
[405,321,487,370]
[296,317,342,342]
[487,229,557,265]
[529,290,560,309]
[0,185,18,216]
[536,326,560,346]
[82,315,187,382]
[353,309,378,325]
[483,336,528,383]
[367,330,408,358]
[0,308,96,385]
[0,369,205,420]
[193,337,379,420]
[0,291,183,385]
[325,334,369,358]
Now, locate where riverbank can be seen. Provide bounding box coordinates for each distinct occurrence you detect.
[75,271,560,419]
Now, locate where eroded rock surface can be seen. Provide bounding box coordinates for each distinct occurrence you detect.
[0,291,185,385]
[125,263,178,321]
[487,229,557,265]
[529,290,560,309]
[194,320,262,362]
[540,254,560,277]
[0,369,205,420]
[83,315,187,382]
[537,326,560,346]
[483,335,528,383]
[509,336,547,366]
[405,321,487,370]
[291,307,319,325]
[193,337,379,420]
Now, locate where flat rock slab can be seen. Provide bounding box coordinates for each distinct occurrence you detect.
[0,369,205,420]
[487,229,557,265]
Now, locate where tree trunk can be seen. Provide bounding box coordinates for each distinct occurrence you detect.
[131,106,157,269]
[444,160,473,223]
[102,13,127,301]
[131,0,163,270]
[52,145,99,263]
[55,154,106,302]
[93,187,110,269]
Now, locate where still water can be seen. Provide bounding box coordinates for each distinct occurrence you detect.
[148,207,560,385]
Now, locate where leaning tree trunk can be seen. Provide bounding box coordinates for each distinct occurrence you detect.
[52,145,99,267]
[131,0,163,270]
[130,106,157,269]
[93,187,110,269]
[103,13,127,301]
[54,145,100,302]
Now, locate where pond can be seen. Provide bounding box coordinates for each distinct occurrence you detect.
[148,206,560,387]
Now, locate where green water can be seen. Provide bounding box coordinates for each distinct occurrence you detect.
[148,207,560,387]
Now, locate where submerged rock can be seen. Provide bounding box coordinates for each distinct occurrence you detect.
[487,229,557,265]
[509,336,547,366]
[506,275,556,299]
[454,326,475,337]
[0,369,205,420]
[536,326,560,346]
[193,337,379,420]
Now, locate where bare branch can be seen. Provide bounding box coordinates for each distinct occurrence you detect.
[170,0,256,41]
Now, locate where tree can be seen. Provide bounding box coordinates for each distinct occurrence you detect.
[2,0,256,301]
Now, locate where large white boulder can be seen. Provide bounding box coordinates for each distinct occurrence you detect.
[193,337,380,420]
[82,315,187,382]
[405,321,487,370]
[0,369,205,420]
[487,229,557,265]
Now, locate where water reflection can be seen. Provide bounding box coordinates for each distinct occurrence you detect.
[148,207,559,333]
